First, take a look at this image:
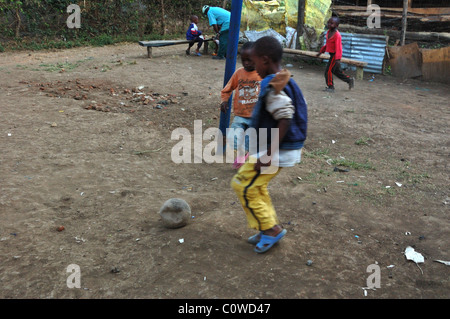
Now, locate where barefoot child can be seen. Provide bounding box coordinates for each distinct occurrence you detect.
[231,36,308,253]
[221,41,261,169]
[186,15,204,56]
[317,16,354,92]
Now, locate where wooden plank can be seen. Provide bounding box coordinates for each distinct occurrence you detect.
[387,42,422,78]
[339,24,450,42]
[283,48,368,67]
[139,40,192,47]
[139,39,214,58]
[332,5,450,16]
[332,10,450,21]
[420,46,450,83]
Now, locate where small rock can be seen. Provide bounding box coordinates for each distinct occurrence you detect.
[306,260,313,266]
[111,267,120,273]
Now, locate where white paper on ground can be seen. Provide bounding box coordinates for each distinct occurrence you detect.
[404,246,424,263]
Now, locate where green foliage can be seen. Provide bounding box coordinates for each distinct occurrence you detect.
[0,0,225,51]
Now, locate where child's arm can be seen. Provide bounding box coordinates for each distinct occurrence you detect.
[255,84,294,171]
[220,71,239,113]
[317,31,328,56]
[317,45,326,56]
[335,32,343,60]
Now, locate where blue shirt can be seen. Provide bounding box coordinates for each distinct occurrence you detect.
[207,7,230,31]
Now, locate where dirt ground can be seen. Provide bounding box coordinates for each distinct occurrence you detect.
[0,42,448,300]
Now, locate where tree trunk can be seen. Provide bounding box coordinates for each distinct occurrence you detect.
[161,0,166,35]
[15,8,21,38]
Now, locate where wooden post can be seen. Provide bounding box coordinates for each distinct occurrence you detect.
[401,0,408,46]
[295,0,306,49]
[367,0,372,6]
[147,47,152,58]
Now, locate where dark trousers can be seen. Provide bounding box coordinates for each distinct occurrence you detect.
[187,37,203,51]
[325,53,351,88]
[218,29,229,58]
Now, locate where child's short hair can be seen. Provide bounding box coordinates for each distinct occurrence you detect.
[253,36,283,63]
[240,41,254,54]
[190,15,198,22]
[330,16,340,25]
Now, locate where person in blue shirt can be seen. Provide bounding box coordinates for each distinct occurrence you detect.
[185,15,204,56]
[202,5,230,60]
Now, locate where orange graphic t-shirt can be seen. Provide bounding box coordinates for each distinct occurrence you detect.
[221,68,262,118]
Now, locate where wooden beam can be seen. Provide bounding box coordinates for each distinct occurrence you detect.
[283,48,368,67]
[332,5,450,16]
[339,24,450,42]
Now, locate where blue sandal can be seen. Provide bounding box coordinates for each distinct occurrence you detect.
[247,232,262,245]
[254,229,287,253]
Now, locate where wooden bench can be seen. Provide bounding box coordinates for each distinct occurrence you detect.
[283,48,369,80]
[139,38,214,58]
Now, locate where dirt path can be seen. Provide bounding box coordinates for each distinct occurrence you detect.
[0,42,449,299]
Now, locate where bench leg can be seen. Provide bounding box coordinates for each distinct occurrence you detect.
[203,41,209,55]
[147,47,152,59]
[356,66,364,80]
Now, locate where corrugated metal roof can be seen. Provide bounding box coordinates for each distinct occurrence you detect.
[324,33,388,74]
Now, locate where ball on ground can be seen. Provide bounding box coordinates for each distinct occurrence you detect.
[159,198,191,229]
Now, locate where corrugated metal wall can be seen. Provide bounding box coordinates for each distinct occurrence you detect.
[325,33,388,74]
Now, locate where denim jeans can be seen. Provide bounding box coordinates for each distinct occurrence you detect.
[226,115,252,153]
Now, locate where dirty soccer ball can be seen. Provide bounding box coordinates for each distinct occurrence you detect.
[159,198,191,229]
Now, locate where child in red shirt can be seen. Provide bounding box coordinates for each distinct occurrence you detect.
[317,17,354,92]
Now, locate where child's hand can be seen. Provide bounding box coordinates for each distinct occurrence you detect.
[220,101,228,113]
[254,157,271,171]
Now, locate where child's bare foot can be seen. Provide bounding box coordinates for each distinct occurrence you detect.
[262,225,283,237]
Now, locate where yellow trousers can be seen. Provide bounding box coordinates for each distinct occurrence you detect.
[231,160,282,231]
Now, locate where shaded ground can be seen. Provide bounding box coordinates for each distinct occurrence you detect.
[0,42,449,299]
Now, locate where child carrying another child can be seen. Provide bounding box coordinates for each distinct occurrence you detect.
[220,42,262,169]
[231,36,308,254]
[186,15,204,56]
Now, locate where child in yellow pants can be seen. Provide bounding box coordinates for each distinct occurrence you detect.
[231,36,308,253]
[231,158,282,231]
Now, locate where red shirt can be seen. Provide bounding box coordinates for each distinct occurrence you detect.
[319,30,343,60]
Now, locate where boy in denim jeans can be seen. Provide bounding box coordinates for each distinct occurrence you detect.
[221,42,261,169]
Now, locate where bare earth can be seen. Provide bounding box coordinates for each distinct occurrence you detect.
[0,42,449,299]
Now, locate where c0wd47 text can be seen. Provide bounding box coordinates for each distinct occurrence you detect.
[178,303,271,316]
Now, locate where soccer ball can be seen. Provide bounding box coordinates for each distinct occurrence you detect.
[159,198,191,229]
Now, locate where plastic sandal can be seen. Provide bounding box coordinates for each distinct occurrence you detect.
[254,229,287,253]
[247,232,262,245]
[195,52,202,56]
